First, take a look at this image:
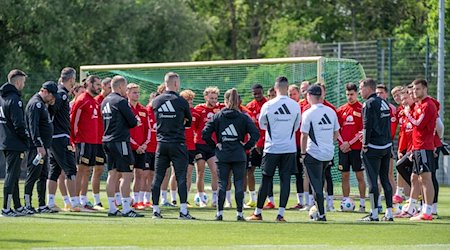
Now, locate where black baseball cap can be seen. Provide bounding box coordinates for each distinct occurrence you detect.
[307,84,322,96]
[42,81,58,95]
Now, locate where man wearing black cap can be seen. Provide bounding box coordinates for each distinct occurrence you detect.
[0,69,29,216]
[300,84,340,221]
[23,81,57,213]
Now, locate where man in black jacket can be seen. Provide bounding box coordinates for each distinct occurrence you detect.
[102,75,143,218]
[151,72,194,220]
[359,78,393,221]
[0,69,29,216]
[24,81,57,214]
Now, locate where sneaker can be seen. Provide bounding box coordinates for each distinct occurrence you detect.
[25,206,38,214]
[162,202,176,208]
[314,215,327,222]
[275,214,286,222]
[264,201,276,209]
[199,201,207,208]
[107,210,122,217]
[63,204,73,212]
[358,214,379,222]
[83,204,96,212]
[245,213,262,221]
[392,195,404,204]
[152,212,163,219]
[326,206,336,212]
[38,206,58,213]
[132,202,145,210]
[48,205,62,212]
[237,215,245,221]
[15,207,35,216]
[358,206,366,213]
[71,204,94,213]
[179,212,196,220]
[290,203,304,209]
[299,205,311,212]
[381,216,394,221]
[85,201,95,209]
[93,203,106,211]
[394,211,414,218]
[245,201,256,208]
[211,201,217,208]
[224,202,232,208]
[215,215,223,221]
[410,213,432,221]
[1,209,18,217]
[122,210,144,217]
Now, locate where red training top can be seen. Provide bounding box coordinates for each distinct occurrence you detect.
[70,92,101,144]
[336,101,363,150]
[407,96,437,151]
[194,103,224,145]
[129,102,150,151]
[146,104,157,153]
[397,105,413,153]
[245,97,267,148]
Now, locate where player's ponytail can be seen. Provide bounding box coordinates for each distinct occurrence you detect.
[224,88,240,111]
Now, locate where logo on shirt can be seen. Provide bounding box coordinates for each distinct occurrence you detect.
[274,104,291,115]
[318,113,332,125]
[102,103,112,120]
[158,100,175,112]
[0,106,6,124]
[380,101,390,111]
[221,124,238,141]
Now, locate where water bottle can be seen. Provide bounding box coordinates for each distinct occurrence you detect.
[32,153,42,166]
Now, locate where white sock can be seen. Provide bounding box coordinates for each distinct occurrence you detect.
[385,207,393,218]
[377,196,382,207]
[212,190,218,203]
[278,207,285,217]
[216,210,223,217]
[180,203,188,215]
[122,197,132,213]
[6,194,12,210]
[308,195,314,206]
[144,192,151,203]
[297,193,303,205]
[132,192,139,204]
[303,192,309,205]
[360,198,365,207]
[395,187,404,196]
[370,207,379,219]
[327,195,333,208]
[115,192,122,205]
[161,190,167,204]
[80,195,87,206]
[71,196,80,207]
[250,191,257,202]
[254,208,262,215]
[170,190,177,203]
[237,211,243,217]
[48,194,55,207]
[107,197,116,213]
[93,193,101,205]
[63,195,71,206]
[268,196,274,203]
[153,205,160,214]
[226,190,232,204]
[139,191,145,203]
[407,198,417,214]
[424,204,432,216]
[432,203,438,214]
[24,194,31,207]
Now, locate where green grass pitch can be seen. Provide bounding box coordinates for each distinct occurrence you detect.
[0,181,449,249]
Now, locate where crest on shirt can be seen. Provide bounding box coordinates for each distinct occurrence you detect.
[36,102,42,109]
[62,94,67,101]
[391,117,396,123]
[18,101,22,108]
[353,111,361,117]
[346,115,354,122]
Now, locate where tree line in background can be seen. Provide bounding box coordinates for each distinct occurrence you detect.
[0,0,448,84]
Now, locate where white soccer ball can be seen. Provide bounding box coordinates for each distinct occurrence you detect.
[309,205,319,220]
[392,203,402,216]
[401,202,417,215]
[340,198,355,212]
[194,193,209,206]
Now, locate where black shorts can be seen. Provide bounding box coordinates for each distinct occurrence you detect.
[412,149,435,174]
[261,152,297,177]
[49,137,77,181]
[195,143,215,161]
[249,148,262,167]
[103,142,134,173]
[188,150,196,166]
[96,144,106,165]
[145,152,156,171]
[132,151,147,170]
[338,150,364,172]
[75,143,101,166]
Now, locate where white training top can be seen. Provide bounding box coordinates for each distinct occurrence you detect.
[301,103,340,161]
[259,95,301,154]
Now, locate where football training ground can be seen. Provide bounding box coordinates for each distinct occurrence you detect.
[0,182,449,249]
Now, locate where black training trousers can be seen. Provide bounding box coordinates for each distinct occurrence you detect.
[2,150,24,209]
[24,147,49,207]
[304,154,329,216]
[152,142,188,205]
[217,161,246,212]
[362,147,393,211]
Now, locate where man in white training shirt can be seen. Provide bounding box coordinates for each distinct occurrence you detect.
[300,84,340,222]
[246,76,301,222]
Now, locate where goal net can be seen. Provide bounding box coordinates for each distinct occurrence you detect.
[81,57,366,193]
